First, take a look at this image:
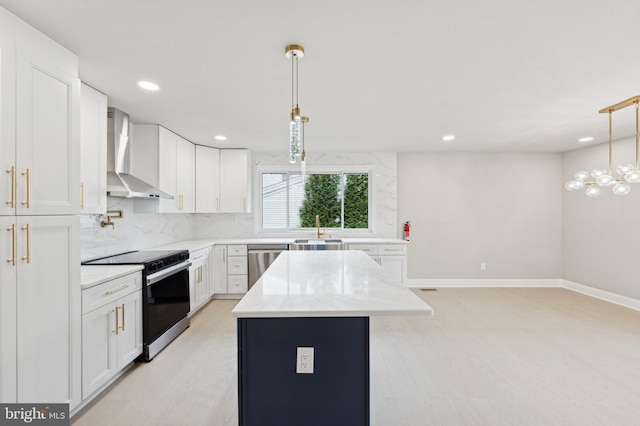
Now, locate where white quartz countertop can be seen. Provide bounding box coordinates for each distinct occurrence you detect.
[81,265,143,289]
[152,237,409,252]
[232,251,432,318]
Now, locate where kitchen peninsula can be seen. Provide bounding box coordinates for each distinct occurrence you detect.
[232,250,432,426]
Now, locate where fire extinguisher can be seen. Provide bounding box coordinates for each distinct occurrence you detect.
[403,221,411,242]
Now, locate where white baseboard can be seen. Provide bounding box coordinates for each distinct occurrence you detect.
[406,278,640,312]
[561,279,640,312]
[406,278,563,288]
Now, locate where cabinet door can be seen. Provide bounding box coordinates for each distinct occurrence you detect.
[198,260,210,305]
[189,262,198,311]
[116,290,143,369]
[80,83,107,214]
[158,127,178,213]
[378,255,406,284]
[219,149,251,213]
[82,303,117,399]
[176,137,195,213]
[15,215,80,407]
[211,246,228,294]
[16,47,80,215]
[0,38,17,217]
[195,145,220,213]
[0,217,18,401]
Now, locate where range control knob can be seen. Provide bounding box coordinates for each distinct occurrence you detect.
[180,252,189,261]
[149,262,158,272]
[158,260,164,269]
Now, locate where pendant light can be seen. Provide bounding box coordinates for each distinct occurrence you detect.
[565,96,640,197]
[286,44,309,169]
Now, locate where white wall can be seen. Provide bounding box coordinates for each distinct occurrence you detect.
[398,152,562,279]
[562,136,640,299]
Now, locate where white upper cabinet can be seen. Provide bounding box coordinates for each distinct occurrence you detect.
[176,137,195,213]
[131,124,195,213]
[195,145,220,213]
[79,83,107,214]
[0,37,17,217]
[219,149,252,213]
[0,29,79,216]
[15,47,80,215]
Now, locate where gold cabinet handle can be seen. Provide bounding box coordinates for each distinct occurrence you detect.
[21,224,30,263]
[113,306,119,335]
[6,224,16,265]
[80,182,85,210]
[383,248,402,252]
[216,197,219,211]
[120,303,125,332]
[223,247,226,262]
[105,284,129,295]
[5,166,15,207]
[243,198,246,211]
[21,168,30,208]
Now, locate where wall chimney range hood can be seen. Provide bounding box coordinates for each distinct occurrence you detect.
[106,107,173,199]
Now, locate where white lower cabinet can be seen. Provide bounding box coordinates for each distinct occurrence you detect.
[211,244,248,297]
[189,247,211,314]
[348,243,408,283]
[81,272,142,400]
[0,215,80,407]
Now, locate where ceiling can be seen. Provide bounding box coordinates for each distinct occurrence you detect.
[1,0,638,154]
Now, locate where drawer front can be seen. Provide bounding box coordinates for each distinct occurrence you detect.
[378,244,407,255]
[228,256,248,275]
[190,247,210,263]
[228,275,248,293]
[82,272,142,315]
[228,245,247,256]
[347,244,378,256]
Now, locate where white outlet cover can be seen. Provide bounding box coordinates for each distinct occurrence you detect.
[296,347,314,374]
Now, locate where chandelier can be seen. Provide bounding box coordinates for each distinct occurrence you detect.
[286,44,308,167]
[565,96,640,197]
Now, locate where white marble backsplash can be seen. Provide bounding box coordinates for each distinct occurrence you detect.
[80,152,397,259]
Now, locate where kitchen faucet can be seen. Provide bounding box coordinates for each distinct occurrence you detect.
[315,215,324,239]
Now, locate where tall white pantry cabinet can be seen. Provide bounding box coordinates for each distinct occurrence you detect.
[0,7,81,410]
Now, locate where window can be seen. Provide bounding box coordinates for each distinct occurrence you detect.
[260,170,370,232]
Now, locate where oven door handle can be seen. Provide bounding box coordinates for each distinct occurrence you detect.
[146,261,191,286]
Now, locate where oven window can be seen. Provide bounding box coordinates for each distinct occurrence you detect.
[145,268,190,343]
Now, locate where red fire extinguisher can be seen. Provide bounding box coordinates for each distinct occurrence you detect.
[403,221,411,242]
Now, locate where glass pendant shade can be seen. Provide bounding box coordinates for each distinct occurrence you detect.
[612,182,631,195]
[591,168,607,178]
[565,180,585,190]
[616,163,634,175]
[624,169,640,183]
[574,170,590,181]
[595,174,614,186]
[585,186,601,197]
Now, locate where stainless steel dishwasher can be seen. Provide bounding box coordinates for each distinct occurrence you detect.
[248,244,289,288]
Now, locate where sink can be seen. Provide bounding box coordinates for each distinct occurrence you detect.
[290,239,344,250]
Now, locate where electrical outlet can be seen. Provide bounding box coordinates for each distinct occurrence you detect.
[480,262,487,271]
[296,347,314,374]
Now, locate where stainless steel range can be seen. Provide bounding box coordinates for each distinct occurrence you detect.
[83,250,191,361]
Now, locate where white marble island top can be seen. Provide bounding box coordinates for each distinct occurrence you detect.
[232,251,433,318]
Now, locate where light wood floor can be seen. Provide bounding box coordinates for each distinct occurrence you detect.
[71,288,640,425]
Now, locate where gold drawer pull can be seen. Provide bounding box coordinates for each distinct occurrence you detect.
[21,224,30,263]
[5,166,15,207]
[105,284,129,295]
[113,306,119,335]
[21,168,30,208]
[120,303,125,332]
[6,224,16,265]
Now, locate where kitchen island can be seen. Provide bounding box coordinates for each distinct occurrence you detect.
[232,250,433,426]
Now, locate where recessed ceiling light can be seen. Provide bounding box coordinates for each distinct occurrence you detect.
[137,81,160,91]
[214,135,227,141]
[442,135,455,142]
[578,137,594,143]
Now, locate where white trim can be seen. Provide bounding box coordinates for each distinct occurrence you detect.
[406,278,562,288]
[406,278,640,312]
[561,279,640,312]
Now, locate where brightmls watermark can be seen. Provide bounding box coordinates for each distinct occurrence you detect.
[0,404,68,425]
